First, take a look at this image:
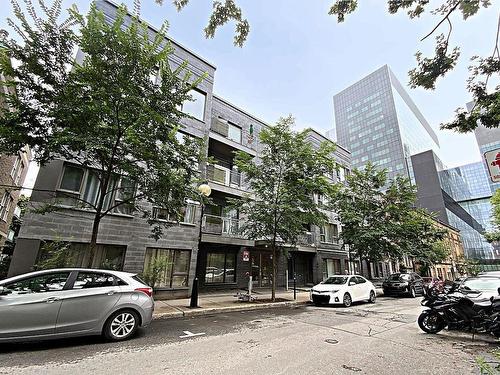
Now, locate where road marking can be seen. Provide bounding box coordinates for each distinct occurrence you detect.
[179,331,206,338]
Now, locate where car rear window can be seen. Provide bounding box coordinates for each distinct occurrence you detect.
[132,275,150,286]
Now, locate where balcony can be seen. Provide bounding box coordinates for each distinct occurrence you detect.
[202,214,242,236]
[297,232,316,246]
[320,236,340,245]
[206,164,246,190]
[210,118,257,152]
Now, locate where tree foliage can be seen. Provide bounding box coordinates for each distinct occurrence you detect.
[33,237,74,271]
[231,116,337,300]
[141,254,171,290]
[0,1,203,266]
[332,162,445,277]
[485,189,500,242]
[168,0,499,133]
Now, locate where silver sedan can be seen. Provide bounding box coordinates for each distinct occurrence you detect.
[0,268,154,343]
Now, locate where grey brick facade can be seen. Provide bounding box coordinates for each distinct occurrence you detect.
[9,0,351,298]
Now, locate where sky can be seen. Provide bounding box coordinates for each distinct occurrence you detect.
[1,0,498,191]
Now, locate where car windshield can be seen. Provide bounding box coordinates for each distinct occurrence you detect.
[462,278,500,291]
[387,274,410,281]
[323,277,348,285]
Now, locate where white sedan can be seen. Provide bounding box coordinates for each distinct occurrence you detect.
[310,275,376,307]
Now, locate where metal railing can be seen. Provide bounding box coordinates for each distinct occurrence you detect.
[206,164,245,189]
[297,232,316,246]
[202,214,241,236]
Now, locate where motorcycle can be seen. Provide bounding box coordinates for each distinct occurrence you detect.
[418,284,500,337]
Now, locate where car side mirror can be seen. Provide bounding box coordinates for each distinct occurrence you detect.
[0,286,8,295]
[349,281,356,286]
[497,287,500,296]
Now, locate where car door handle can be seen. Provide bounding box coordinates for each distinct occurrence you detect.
[106,290,118,296]
[46,297,60,303]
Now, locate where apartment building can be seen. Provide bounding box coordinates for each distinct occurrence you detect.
[8,0,351,297]
[0,31,31,253]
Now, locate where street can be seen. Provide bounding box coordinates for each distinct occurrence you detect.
[0,297,498,374]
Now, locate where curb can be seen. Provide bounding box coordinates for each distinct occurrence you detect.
[153,300,309,320]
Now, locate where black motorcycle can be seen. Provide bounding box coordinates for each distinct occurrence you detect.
[418,284,500,337]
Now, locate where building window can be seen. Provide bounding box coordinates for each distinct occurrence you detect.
[227,123,242,143]
[36,243,126,270]
[143,248,191,288]
[152,203,197,224]
[60,165,85,193]
[10,155,24,184]
[323,258,341,279]
[0,192,13,222]
[205,250,236,284]
[182,89,206,121]
[320,223,339,243]
[58,164,135,214]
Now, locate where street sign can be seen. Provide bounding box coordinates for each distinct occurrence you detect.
[242,250,250,262]
[484,149,500,183]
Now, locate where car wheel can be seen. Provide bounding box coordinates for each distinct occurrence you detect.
[369,290,376,303]
[409,287,416,298]
[103,310,139,341]
[343,293,352,307]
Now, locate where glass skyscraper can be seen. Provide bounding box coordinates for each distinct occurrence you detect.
[334,65,440,181]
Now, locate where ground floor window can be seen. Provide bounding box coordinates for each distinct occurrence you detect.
[143,248,191,288]
[36,242,126,270]
[205,250,236,284]
[323,258,341,279]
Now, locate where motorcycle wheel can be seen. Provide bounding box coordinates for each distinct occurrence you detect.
[418,311,446,334]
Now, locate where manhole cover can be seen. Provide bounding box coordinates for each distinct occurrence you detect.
[325,339,338,344]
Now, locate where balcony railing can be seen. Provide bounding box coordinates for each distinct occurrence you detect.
[297,232,316,246]
[202,214,242,236]
[206,164,245,189]
[319,235,340,245]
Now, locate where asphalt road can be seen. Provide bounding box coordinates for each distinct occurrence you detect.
[0,297,498,374]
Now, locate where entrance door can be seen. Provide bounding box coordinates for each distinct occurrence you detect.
[251,253,272,287]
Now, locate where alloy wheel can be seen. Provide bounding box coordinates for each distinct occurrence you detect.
[110,312,136,339]
[343,293,352,307]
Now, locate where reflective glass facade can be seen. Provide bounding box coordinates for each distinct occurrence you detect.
[334,65,439,181]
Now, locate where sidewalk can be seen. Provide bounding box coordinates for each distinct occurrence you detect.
[153,288,385,319]
[153,289,311,320]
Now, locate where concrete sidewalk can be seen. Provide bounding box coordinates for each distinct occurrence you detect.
[153,289,311,319]
[153,288,385,319]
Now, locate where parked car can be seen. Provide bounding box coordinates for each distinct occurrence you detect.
[310,275,376,307]
[0,268,154,343]
[456,275,500,303]
[382,272,424,298]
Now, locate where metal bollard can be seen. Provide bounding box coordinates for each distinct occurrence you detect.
[190,277,199,308]
[293,277,296,300]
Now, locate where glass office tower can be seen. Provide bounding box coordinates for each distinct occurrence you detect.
[334,65,440,181]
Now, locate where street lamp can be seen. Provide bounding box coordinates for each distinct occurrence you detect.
[190,182,211,308]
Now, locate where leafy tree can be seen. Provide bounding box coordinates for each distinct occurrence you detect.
[141,254,171,290]
[332,162,445,278]
[166,0,498,133]
[486,189,500,243]
[33,237,75,270]
[456,256,481,276]
[231,116,336,301]
[0,1,203,266]
[396,211,448,270]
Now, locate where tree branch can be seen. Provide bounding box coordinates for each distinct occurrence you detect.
[420,1,460,42]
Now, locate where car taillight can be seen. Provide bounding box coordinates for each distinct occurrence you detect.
[135,287,153,297]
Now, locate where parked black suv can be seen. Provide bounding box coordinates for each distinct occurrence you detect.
[382,272,424,298]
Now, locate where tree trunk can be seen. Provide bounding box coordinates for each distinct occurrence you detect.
[88,214,101,268]
[271,239,277,302]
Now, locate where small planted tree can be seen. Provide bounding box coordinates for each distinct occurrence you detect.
[333,162,446,278]
[141,255,171,290]
[33,237,74,271]
[231,116,337,301]
[1,1,203,266]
